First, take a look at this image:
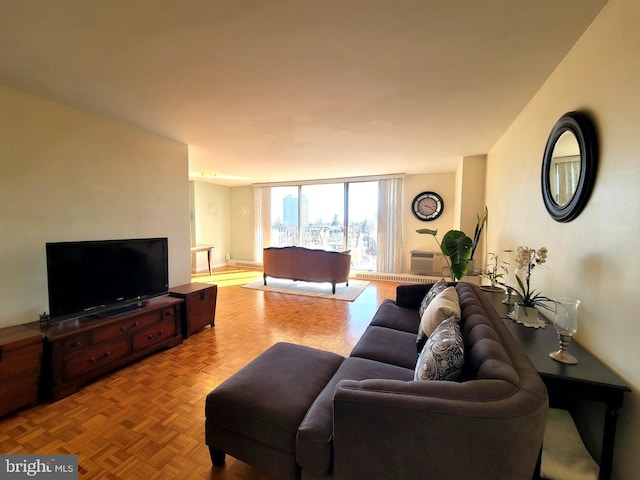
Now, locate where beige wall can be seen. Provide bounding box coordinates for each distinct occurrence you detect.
[486,0,640,477]
[457,155,487,262]
[230,185,255,261]
[191,181,231,270]
[0,85,191,328]
[403,173,456,271]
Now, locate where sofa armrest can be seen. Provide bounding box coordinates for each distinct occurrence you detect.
[395,283,434,309]
[332,379,546,480]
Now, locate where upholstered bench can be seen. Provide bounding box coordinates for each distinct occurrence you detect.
[205,342,344,480]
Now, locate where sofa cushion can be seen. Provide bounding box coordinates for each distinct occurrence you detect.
[417,286,460,353]
[418,278,448,318]
[296,357,414,476]
[350,326,419,369]
[414,316,464,381]
[369,299,421,333]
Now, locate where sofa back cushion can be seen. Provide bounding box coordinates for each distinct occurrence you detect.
[456,285,519,385]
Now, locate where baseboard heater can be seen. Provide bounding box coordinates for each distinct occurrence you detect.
[354,272,440,284]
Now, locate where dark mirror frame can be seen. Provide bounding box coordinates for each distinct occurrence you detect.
[541,111,598,222]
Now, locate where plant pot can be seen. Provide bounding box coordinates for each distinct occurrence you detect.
[467,259,475,275]
[514,303,545,328]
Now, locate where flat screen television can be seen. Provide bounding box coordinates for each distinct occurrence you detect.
[46,237,169,322]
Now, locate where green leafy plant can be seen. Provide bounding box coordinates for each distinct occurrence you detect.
[416,228,473,281]
[470,206,488,261]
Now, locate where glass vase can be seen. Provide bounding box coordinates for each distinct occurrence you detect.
[549,297,580,364]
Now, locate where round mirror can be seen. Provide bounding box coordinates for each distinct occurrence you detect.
[541,112,598,222]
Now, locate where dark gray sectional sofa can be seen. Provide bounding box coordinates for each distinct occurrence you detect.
[205,282,548,480]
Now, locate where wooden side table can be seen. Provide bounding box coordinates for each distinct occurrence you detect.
[0,325,43,416]
[169,283,218,338]
[190,245,214,275]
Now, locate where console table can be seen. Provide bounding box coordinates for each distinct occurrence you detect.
[485,292,630,480]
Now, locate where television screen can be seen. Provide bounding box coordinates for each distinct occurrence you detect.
[46,238,169,321]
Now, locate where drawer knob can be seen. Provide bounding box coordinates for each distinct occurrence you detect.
[89,352,110,363]
[147,330,165,340]
[72,341,81,348]
[120,326,128,332]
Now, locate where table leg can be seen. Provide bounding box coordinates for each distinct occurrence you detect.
[599,406,619,480]
[207,248,212,276]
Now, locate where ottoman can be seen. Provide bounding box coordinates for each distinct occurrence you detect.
[205,342,344,480]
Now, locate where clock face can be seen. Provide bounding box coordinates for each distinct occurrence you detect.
[411,191,444,221]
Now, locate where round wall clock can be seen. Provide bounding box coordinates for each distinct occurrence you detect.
[411,191,444,221]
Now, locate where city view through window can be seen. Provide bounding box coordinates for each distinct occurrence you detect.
[270,182,378,270]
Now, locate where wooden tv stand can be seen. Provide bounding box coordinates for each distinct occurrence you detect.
[30,295,184,402]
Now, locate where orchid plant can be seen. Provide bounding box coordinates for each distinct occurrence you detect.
[512,246,550,308]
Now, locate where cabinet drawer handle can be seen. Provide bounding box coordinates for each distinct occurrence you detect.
[147,330,165,340]
[120,326,128,332]
[72,341,82,348]
[89,352,110,364]
[133,321,138,327]
[164,310,173,317]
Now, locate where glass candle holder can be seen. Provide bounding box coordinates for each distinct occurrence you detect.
[549,297,580,365]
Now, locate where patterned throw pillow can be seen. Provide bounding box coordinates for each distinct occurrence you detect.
[418,278,448,318]
[414,316,464,381]
[416,286,460,354]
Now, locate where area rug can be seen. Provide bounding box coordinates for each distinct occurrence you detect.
[242,278,370,302]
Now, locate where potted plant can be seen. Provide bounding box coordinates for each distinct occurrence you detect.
[416,228,473,281]
[468,207,488,273]
[480,250,511,292]
[506,246,552,327]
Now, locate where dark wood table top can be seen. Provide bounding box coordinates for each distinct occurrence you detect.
[484,291,630,394]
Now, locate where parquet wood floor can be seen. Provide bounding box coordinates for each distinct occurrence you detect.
[0,268,399,479]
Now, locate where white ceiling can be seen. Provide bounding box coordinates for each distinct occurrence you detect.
[0,0,607,186]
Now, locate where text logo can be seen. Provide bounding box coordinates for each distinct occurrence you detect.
[0,455,77,479]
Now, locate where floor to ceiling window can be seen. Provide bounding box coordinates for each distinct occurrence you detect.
[347,181,378,270]
[269,181,378,270]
